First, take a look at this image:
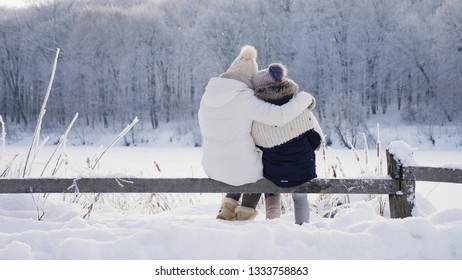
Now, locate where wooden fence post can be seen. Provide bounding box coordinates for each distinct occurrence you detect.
[386,150,415,218]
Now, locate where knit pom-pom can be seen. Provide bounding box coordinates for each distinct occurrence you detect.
[239,45,257,60]
[268,63,287,82]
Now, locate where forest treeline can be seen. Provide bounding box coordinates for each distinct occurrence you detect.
[1,0,461,146]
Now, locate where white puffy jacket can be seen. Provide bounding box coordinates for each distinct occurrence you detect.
[198,77,313,186]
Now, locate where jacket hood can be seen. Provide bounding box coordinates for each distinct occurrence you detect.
[202,77,251,108]
[254,79,299,102]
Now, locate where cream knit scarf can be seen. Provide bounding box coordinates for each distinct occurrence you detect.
[251,80,324,149]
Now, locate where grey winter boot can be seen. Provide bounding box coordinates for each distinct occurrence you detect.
[292,193,310,225]
[265,194,281,220]
[216,197,239,221]
[235,206,258,221]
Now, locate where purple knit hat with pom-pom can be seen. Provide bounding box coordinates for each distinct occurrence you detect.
[252,63,287,88]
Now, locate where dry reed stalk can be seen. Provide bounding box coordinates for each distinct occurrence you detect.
[363,132,369,166]
[90,117,139,170]
[349,142,365,174]
[376,123,383,176]
[23,48,60,177]
[0,115,5,171]
[40,112,79,176]
[0,154,19,177]
[79,117,139,220]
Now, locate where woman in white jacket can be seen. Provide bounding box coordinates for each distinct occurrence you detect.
[198,45,314,221]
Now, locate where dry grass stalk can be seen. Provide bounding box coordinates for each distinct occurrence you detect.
[40,112,79,176]
[90,117,139,170]
[79,117,139,219]
[0,115,5,170]
[23,48,60,177]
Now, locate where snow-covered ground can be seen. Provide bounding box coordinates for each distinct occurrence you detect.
[0,137,461,279]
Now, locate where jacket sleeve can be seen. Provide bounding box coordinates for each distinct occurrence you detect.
[306,129,322,151]
[244,91,314,126]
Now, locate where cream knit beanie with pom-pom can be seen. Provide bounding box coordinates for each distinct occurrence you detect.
[225,45,259,82]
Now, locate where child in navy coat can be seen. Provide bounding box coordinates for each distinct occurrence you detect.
[251,63,324,224]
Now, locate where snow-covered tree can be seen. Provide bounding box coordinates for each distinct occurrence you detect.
[0,0,461,147]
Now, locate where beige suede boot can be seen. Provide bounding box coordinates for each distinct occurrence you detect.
[265,194,281,220]
[216,197,239,221]
[235,206,258,221]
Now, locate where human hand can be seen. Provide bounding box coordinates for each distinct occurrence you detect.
[308,97,316,110]
[298,91,316,110]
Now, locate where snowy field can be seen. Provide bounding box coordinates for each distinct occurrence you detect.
[0,142,461,278]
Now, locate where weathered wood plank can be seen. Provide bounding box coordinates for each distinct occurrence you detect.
[402,166,462,184]
[0,177,400,194]
[389,179,415,219]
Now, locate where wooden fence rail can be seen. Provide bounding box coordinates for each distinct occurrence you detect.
[1,141,461,219]
[401,166,462,183]
[0,178,400,195]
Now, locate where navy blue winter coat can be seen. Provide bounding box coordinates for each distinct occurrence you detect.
[254,82,321,188]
